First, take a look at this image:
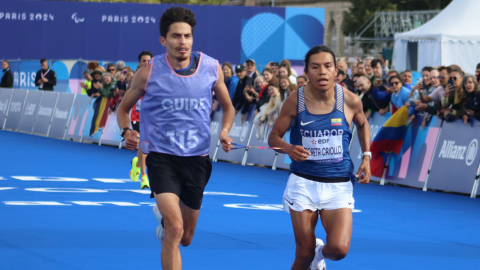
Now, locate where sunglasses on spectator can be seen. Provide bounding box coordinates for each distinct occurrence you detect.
[390,81,401,85]
[246,63,254,66]
[450,76,458,81]
[108,68,116,71]
[437,76,445,79]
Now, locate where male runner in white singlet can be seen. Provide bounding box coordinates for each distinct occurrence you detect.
[269,45,372,270]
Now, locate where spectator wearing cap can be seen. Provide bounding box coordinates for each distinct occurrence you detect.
[270,62,280,77]
[337,61,348,77]
[34,58,57,91]
[80,69,93,95]
[1,60,13,88]
[462,74,480,124]
[245,59,258,80]
[222,62,238,100]
[336,69,355,93]
[232,64,251,123]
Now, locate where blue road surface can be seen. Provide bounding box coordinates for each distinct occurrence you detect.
[1,130,480,269]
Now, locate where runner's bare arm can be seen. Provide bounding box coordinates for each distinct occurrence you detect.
[345,91,371,183]
[268,94,311,161]
[117,65,149,150]
[213,63,235,153]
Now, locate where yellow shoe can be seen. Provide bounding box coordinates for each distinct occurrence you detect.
[140,174,150,190]
[130,157,140,182]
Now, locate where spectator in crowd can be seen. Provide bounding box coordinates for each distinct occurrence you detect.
[418,67,449,113]
[286,84,298,97]
[255,75,271,113]
[106,64,116,75]
[245,75,265,104]
[371,59,392,101]
[245,59,258,80]
[279,66,296,85]
[97,66,106,72]
[400,70,413,90]
[352,72,364,93]
[116,61,125,72]
[279,76,291,99]
[335,69,346,84]
[80,69,93,95]
[34,58,56,91]
[475,63,480,84]
[337,60,348,77]
[356,62,365,74]
[270,62,280,77]
[364,56,374,79]
[124,69,135,90]
[109,71,127,113]
[449,64,462,72]
[99,72,117,99]
[87,69,103,97]
[222,62,238,100]
[388,75,410,111]
[356,75,390,119]
[1,60,13,88]
[232,64,252,123]
[440,69,467,122]
[280,59,298,77]
[115,71,127,96]
[406,67,435,124]
[137,51,153,71]
[462,74,480,124]
[262,67,274,84]
[338,68,355,93]
[253,79,284,138]
[387,70,400,78]
[87,61,99,71]
[297,75,307,88]
[350,61,357,75]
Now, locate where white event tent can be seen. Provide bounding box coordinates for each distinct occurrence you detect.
[394,0,480,73]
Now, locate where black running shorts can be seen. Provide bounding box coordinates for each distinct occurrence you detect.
[131,121,140,133]
[146,152,212,210]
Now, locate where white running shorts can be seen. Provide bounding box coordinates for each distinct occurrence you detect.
[283,173,354,213]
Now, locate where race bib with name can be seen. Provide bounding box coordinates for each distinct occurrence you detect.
[302,135,343,163]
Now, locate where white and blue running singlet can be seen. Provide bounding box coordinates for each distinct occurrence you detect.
[289,84,355,182]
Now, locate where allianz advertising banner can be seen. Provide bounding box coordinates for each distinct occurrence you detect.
[427,119,480,194]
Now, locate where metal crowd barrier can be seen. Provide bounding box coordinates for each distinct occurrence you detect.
[1,87,479,198]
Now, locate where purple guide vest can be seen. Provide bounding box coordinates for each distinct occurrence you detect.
[140,52,218,156]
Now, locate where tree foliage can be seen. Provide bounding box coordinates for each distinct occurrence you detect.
[343,0,452,37]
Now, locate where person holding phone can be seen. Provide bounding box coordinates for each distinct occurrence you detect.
[462,74,480,125]
[440,69,467,121]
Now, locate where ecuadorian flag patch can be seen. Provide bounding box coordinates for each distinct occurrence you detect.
[331,118,342,126]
